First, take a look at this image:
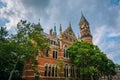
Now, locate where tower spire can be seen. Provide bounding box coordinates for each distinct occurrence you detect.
[59,24,62,38]
[69,21,71,27]
[54,23,57,37]
[79,14,92,43]
[79,13,89,26]
[60,24,62,34]
[39,18,40,22]
[81,11,83,16]
[37,18,40,25]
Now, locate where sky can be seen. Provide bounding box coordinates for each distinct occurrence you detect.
[0,0,120,65]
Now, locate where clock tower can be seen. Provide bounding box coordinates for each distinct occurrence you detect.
[79,14,92,43]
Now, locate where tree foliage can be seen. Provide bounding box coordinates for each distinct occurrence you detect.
[115,64,120,71]
[0,20,49,80]
[0,27,8,42]
[67,41,116,80]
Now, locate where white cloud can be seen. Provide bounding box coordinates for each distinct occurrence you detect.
[93,25,107,45]
[0,0,27,34]
[92,24,120,64]
[109,32,120,37]
[106,8,120,38]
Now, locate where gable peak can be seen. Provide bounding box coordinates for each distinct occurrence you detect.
[79,13,89,26]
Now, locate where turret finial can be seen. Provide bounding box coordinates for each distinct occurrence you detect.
[81,11,83,16]
[53,23,57,37]
[69,21,71,27]
[60,24,62,32]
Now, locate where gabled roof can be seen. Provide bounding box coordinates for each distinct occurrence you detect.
[62,24,77,40]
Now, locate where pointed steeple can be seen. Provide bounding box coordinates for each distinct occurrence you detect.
[59,24,62,34]
[53,23,57,37]
[63,22,76,38]
[62,22,77,43]
[79,13,93,43]
[59,24,62,39]
[37,18,41,26]
[68,21,72,31]
[49,28,53,36]
[69,21,71,27]
[79,13,89,26]
[39,18,40,23]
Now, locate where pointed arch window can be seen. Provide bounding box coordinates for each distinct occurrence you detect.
[44,64,48,76]
[64,64,68,77]
[52,65,55,77]
[55,66,58,77]
[44,64,59,77]
[48,65,51,76]
[56,51,58,59]
[58,40,60,46]
[46,49,49,57]
[34,76,39,80]
[53,51,58,59]
[64,45,69,58]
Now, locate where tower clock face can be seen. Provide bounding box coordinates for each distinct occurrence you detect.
[81,25,84,29]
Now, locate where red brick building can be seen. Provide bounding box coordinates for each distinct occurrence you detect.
[22,14,93,80]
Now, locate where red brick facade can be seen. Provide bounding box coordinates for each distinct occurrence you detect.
[22,15,93,80]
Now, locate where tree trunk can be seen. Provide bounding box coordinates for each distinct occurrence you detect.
[107,75,110,80]
[8,56,19,80]
[90,75,93,80]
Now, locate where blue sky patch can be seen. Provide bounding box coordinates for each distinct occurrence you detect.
[0,1,6,8]
[110,0,120,5]
[0,18,9,26]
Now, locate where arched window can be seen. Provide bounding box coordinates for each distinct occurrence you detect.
[55,66,58,77]
[64,64,68,77]
[48,65,51,76]
[44,64,48,76]
[64,45,68,58]
[56,51,57,59]
[46,49,49,57]
[53,51,58,59]
[58,40,60,46]
[54,41,56,45]
[71,65,75,77]
[50,40,52,44]
[53,51,55,58]
[34,76,39,80]
[52,65,54,77]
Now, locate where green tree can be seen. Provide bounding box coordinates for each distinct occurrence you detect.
[8,20,49,80]
[0,26,8,42]
[0,20,49,80]
[67,41,116,80]
[0,40,24,80]
[115,64,120,71]
[0,26,11,80]
[0,26,23,80]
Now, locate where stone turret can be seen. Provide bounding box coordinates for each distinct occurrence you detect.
[79,14,92,43]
